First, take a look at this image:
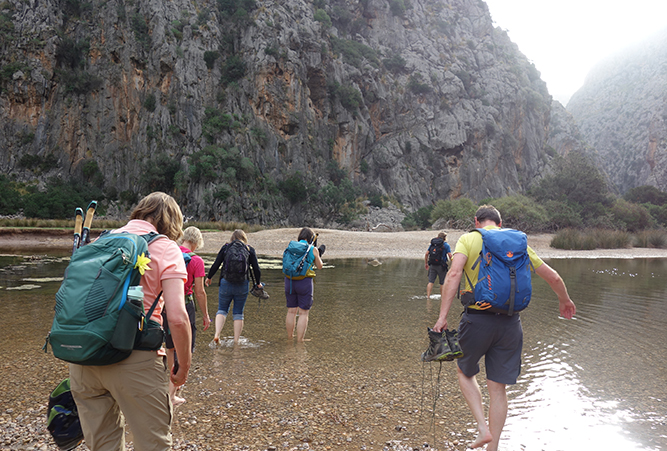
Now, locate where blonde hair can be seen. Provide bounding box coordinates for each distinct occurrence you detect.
[437,231,447,240]
[181,226,204,251]
[130,192,183,241]
[230,229,248,244]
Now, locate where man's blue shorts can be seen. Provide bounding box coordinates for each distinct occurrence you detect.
[284,277,314,310]
[456,310,523,385]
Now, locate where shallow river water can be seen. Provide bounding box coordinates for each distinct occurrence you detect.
[0,252,666,451]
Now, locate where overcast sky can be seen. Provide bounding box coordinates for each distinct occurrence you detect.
[484,0,667,106]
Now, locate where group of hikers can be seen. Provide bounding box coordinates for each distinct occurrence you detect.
[52,191,576,451]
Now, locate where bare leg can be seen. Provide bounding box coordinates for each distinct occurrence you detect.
[485,379,508,451]
[214,313,227,343]
[439,283,446,301]
[426,282,434,298]
[295,308,310,342]
[286,307,298,339]
[233,319,244,344]
[457,366,492,449]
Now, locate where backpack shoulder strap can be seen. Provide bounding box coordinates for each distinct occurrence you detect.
[141,231,165,245]
[469,228,485,270]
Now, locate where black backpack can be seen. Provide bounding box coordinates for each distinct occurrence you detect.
[223,240,250,284]
[427,237,447,267]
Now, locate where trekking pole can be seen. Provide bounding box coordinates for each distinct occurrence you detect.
[72,208,83,254]
[80,200,97,246]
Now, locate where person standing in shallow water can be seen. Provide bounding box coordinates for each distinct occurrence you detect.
[69,192,191,450]
[425,231,452,299]
[284,227,323,342]
[432,205,576,451]
[206,229,262,345]
[164,226,211,406]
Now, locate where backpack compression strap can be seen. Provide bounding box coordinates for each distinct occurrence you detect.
[295,244,314,274]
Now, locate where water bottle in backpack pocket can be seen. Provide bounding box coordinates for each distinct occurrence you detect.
[109,286,145,352]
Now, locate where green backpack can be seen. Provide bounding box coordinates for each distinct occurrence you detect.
[45,231,165,366]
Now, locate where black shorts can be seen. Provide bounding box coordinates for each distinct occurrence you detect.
[456,310,523,385]
[427,265,447,284]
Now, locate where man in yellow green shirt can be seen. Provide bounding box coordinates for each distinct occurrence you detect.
[433,205,576,451]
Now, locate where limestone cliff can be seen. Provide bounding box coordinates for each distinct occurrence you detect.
[0,0,556,223]
[567,28,667,195]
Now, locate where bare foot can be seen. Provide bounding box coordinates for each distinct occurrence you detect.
[172,395,186,408]
[213,337,220,343]
[470,429,493,449]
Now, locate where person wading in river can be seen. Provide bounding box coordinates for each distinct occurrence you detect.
[432,205,576,451]
[425,231,453,299]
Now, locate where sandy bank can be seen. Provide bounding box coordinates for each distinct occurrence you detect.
[1,227,667,260]
[201,228,667,260]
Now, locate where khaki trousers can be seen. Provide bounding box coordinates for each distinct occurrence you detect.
[69,351,172,451]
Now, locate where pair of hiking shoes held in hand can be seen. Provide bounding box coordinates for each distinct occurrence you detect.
[421,328,464,362]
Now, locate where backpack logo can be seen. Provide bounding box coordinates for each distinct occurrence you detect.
[223,241,250,284]
[469,228,533,315]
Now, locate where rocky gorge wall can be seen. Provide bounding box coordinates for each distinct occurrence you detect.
[0,0,559,224]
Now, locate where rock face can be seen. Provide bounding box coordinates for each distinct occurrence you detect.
[0,0,557,223]
[567,28,667,195]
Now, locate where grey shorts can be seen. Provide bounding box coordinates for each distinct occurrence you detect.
[427,265,447,284]
[456,311,523,385]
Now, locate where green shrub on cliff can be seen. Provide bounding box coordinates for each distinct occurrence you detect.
[314,9,332,28]
[0,175,22,215]
[221,55,246,85]
[429,198,476,229]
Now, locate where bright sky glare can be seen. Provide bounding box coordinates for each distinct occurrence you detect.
[484,0,667,105]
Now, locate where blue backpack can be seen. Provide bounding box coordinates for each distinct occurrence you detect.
[468,228,533,315]
[182,251,193,266]
[282,240,314,280]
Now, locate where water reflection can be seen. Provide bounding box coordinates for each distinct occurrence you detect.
[0,254,666,450]
[503,258,667,451]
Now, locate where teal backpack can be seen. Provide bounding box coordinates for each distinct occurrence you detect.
[282,240,314,294]
[45,231,165,365]
[282,240,314,280]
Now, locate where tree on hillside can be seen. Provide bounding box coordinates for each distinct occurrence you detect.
[529,151,612,226]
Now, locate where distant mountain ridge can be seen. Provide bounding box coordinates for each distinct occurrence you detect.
[567,28,667,194]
